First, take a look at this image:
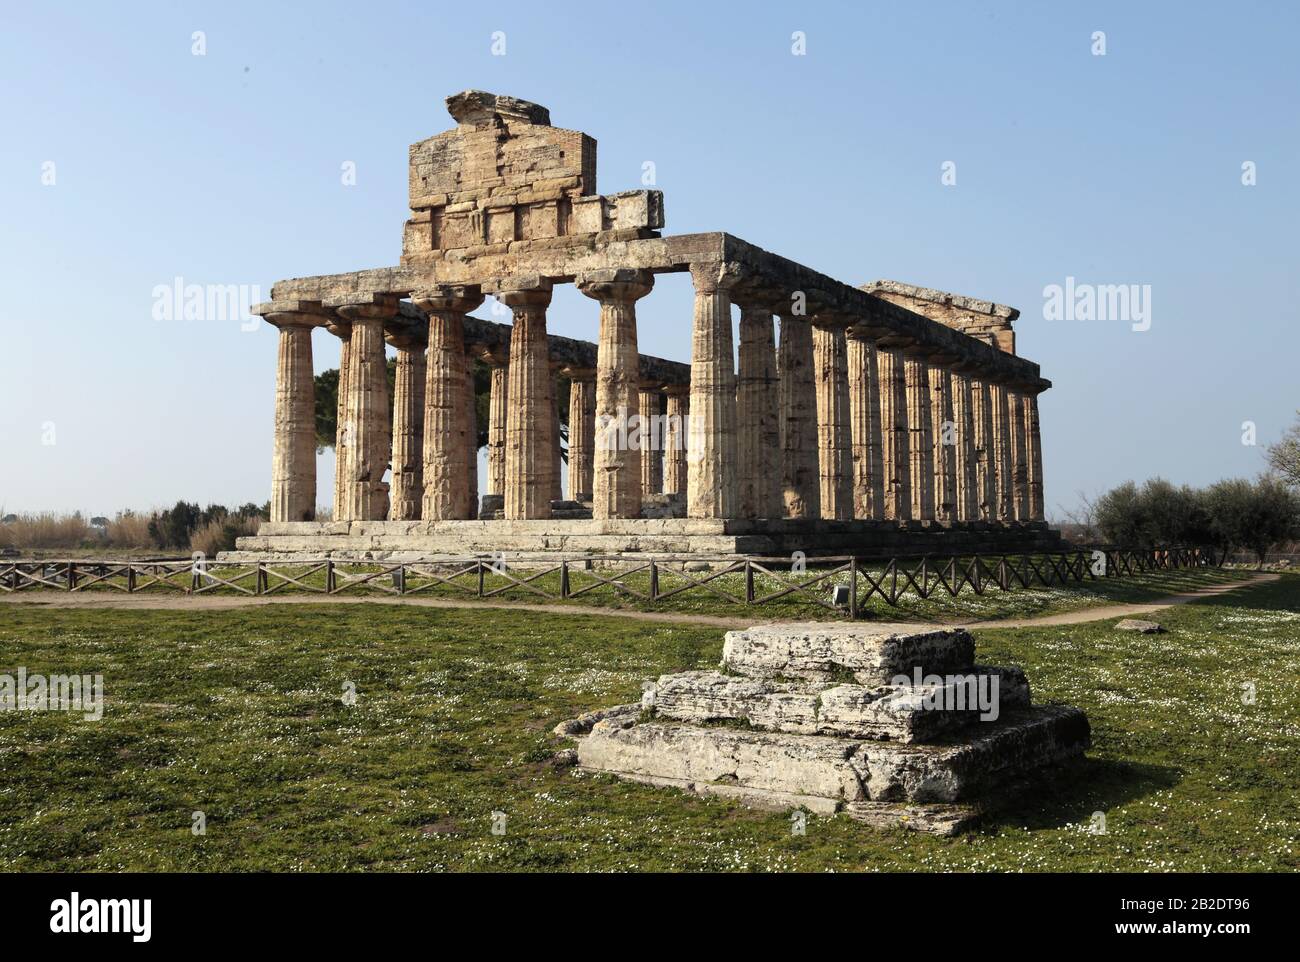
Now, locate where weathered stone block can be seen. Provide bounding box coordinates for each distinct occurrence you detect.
[648,666,1028,743]
[721,622,975,684]
[648,671,822,733]
[852,704,1089,803]
[577,720,868,802]
[577,704,1088,808]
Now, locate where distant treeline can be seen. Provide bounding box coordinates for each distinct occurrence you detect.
[1067,476,1298,566]
[0,501,269,556]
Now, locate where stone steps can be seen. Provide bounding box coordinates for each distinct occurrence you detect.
[576,705,1089,809]
[648,667,1030,743]
[560,621,1091,835]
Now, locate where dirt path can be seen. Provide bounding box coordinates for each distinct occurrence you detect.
[955,572,1280,628]
[0,590,757,627]
[0,572,1279,629]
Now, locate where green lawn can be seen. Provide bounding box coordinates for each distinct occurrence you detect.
[0,572,1296,871]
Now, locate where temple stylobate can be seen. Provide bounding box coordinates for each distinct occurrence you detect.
[234,90,1061,560]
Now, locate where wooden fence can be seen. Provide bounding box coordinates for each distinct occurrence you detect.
[0,545,1222,615]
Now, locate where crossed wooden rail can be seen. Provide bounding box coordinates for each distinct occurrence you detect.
[0,546,1222,615]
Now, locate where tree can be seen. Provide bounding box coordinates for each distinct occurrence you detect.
[148,500,202,549]
[1204,476,1299,566]
[1239,476,1300,566]
[1094,481,1145,546]
[1266,411,1300,487]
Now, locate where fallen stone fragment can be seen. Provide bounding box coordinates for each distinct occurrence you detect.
[552,702,641,738]
[1114,619,1165,634]
[550,748,579,768]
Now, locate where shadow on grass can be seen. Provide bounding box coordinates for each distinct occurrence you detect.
[1185,572,1299,613]
[981,756,1183,832]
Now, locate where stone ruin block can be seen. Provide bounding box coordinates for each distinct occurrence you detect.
[721,621,976,684]
[400,91,665,260]
[557,622,1089,835]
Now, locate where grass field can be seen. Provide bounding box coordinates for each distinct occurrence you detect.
[0,572,1296,871]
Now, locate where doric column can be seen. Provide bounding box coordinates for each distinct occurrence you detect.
[577,269,653,520]
[736,304,781,518]
[639,385,663,497]
[904,350,934,520]
[989,381,1014,521]
[324,316,352,520]
[466,354,481,517]
[846,330,885,521]
[813,322,853,520]
[663,386,690,497]
[263,306,324,523]
[387,332,426,521]
[930,363,957,523]
[777,314,819,519]
[335,296,398,522]
[1009,389,1030,521]
[551,365,564,502]
[1025,390,1045,521]
[686,263,738,520]
[971,376,995,520]
[497,277,555,520]
[485,352,508,498]
[565,369,596,503]
[952,370,979,521]
[413,286,483,521]
[876,346,911,520]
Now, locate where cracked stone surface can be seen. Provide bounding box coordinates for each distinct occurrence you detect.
[648,665,1029,743]
[575,705,1089,806]
[559,617,1086,835]
[721,622,976,685]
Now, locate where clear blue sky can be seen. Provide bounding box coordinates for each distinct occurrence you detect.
[2,0,1296,518]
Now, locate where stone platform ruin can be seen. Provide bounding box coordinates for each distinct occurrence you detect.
[557,622,1090,834]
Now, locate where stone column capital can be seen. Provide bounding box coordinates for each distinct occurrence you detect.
[330,293,401,324]
[255,300,331,330]
[477,345,510,367]
[412,285,485,315]
[810,311,854,330]
[491,275,554,310]
[688,260,743,296]
[663,382,691,397]
[385,330,426,352]
[560,365,597,382]
[576,268,654,304]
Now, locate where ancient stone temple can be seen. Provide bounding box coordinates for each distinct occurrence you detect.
[235,90,1060,560]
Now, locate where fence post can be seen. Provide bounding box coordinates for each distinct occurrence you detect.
[849,557,858,618]
[649,560,659,602]
[560,560,570,599]
[326,560,335,593]
[477,560,485,597]
[745,562,754,604]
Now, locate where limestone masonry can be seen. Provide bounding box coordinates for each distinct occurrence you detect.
[236,90,1059,561]
[558,621,1090,834]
